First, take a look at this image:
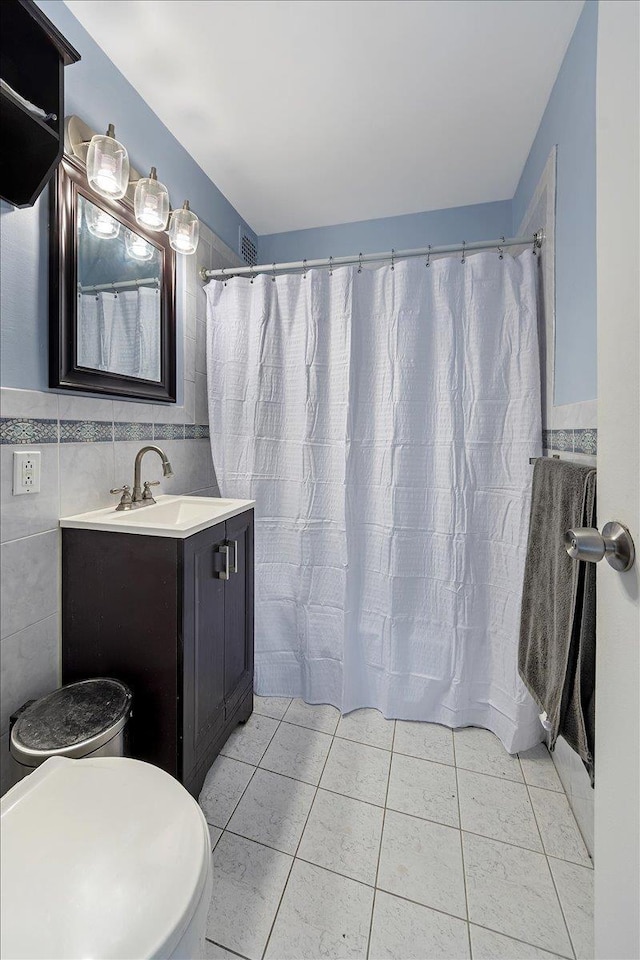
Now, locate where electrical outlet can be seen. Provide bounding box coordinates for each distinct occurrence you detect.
[13,450,41,495]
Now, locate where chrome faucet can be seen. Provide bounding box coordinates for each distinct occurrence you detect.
[111,445,174,511]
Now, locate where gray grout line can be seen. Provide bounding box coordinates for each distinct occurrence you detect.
[467,923,572,960]
[1,526,60,547]
[520,756,578,960]
[259,715,338,960]
[204,939,251,960]
[366,719,396,960]
[452,723,473,958]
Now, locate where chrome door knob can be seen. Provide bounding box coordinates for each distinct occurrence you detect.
[564,522,635,572]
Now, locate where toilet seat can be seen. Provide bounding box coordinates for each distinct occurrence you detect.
[0,756,212,959]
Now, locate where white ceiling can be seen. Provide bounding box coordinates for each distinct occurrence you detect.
[65,0,583,236]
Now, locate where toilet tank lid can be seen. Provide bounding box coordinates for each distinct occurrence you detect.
[0,756,211,960]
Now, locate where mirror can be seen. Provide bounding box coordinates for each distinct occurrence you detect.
[50,155,176,401]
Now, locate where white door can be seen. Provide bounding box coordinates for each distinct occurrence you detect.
[594,3,640,958]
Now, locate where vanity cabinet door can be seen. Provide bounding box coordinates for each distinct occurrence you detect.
[223,510,254,715]
[182,521,226,781]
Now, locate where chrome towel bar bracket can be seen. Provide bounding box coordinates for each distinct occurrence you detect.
[564,521,636,572]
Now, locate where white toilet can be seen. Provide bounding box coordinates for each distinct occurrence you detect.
[0,755,213,959]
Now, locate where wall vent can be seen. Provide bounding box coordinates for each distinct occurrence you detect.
[240,232,257,267]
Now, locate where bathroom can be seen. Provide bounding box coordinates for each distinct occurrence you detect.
[0,0,638,957]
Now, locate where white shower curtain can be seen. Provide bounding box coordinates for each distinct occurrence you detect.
[206,252,543,752]
[77,287,160,381]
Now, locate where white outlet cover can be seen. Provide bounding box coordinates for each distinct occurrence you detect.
[13,450,41,495]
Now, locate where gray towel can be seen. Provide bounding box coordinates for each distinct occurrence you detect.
[518,458,597,784]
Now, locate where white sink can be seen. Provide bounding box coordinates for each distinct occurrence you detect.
[59,495,255,539]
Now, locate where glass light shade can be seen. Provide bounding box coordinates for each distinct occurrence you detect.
[169,201,200,255]
[84,203,120,239]
[134,167,170,231]
[86,125,129,200]
[125,229,154,261]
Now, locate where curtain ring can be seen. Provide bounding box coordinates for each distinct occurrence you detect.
[249,265,255,284]
[461,241,466,265]
[391,248,395,271]
[532,232,539,257]
[498,237,504,260]
[426,244,431,268]
[358,252,363,274]
[272,263,276,282]
[329,255,333,277]
[112,282,118,298]
[303,259,307,280]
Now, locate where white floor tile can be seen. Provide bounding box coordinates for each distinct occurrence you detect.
[469,926,567,959]
[227,768,316,854]
[264,859,374,960]
[199,756,255,828]
[208,825,223,850]
[320,737,391,806]
[463,833,572,957]
[454,728,524,782]
[297,788,384,885]
[518,743,563,792]
[220,713,279,765]
[253,695,292,720]
[377,809,467,919]
[457,769,542,851]
[386,753,459,827]
[549,858,594,959]
[260,721,333,785]
[336,708,395,750]
[529,787,592,867]
[394,720,455,766]
[283,698,341,734]
[206,833,292,960]
[369,890,470,960]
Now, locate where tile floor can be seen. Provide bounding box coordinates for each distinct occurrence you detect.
[199,697,594,960]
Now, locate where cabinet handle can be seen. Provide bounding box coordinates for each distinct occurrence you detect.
[229,540,239,575]
[217,544,230,580]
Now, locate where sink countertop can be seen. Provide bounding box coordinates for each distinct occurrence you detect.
[59,495,255,539]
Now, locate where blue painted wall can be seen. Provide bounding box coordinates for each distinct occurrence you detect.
[259,200,512,264]
[512,0,597,405]
[0,0,257,392]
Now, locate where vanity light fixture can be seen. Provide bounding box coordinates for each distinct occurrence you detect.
[125,229,154,261]
[86,123,130,200]
[169,200,200,255]
[84,203,121,239]
[134,167,170,231]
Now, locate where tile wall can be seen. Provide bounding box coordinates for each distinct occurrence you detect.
[516,153,596,856]
[0,224,223,794]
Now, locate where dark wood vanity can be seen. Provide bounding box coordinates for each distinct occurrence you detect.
[62,508,254,797]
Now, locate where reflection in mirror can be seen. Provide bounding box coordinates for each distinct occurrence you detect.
[77,194,162,382]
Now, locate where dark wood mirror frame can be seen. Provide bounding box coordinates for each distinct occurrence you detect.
[49,154,176,402]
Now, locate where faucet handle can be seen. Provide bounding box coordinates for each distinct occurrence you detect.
[110,485,133,511]
[142,480,160,501]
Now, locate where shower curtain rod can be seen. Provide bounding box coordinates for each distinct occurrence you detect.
[201,230,544,280]
[77,277,160,293]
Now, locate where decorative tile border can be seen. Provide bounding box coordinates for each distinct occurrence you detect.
[114,421,153,442]
[543,428,597,456]
[0,417,58,444]
[185,423,210,440]
[154,422,185,440]
[574,428,597,455]
[60,419,114,443]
